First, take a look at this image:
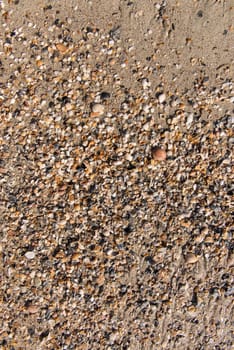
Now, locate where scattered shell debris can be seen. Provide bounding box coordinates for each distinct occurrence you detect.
[0,0,233,349]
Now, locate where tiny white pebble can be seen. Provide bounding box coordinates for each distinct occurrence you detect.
[186,113,194,127]
[158,93,166,104]
[25,251,35,260]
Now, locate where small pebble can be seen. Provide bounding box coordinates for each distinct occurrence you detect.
[55,43,69,54]
[91,103,105,116]
[158,93,166,104]
[185,253,198,264]
[27,305,39,314]
[25,251,35,260]
[152,147,167,161]
[186,113,194,127]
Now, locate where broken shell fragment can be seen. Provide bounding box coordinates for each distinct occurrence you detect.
[152,147,167,161]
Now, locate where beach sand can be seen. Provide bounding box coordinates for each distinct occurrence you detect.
[0,1,233,349]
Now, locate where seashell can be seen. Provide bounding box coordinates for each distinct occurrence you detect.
[152,147,167,161]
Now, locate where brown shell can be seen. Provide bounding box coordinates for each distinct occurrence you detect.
[152,147,167,161]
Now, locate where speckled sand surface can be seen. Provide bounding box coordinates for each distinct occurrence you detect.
[0,1,233,349]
